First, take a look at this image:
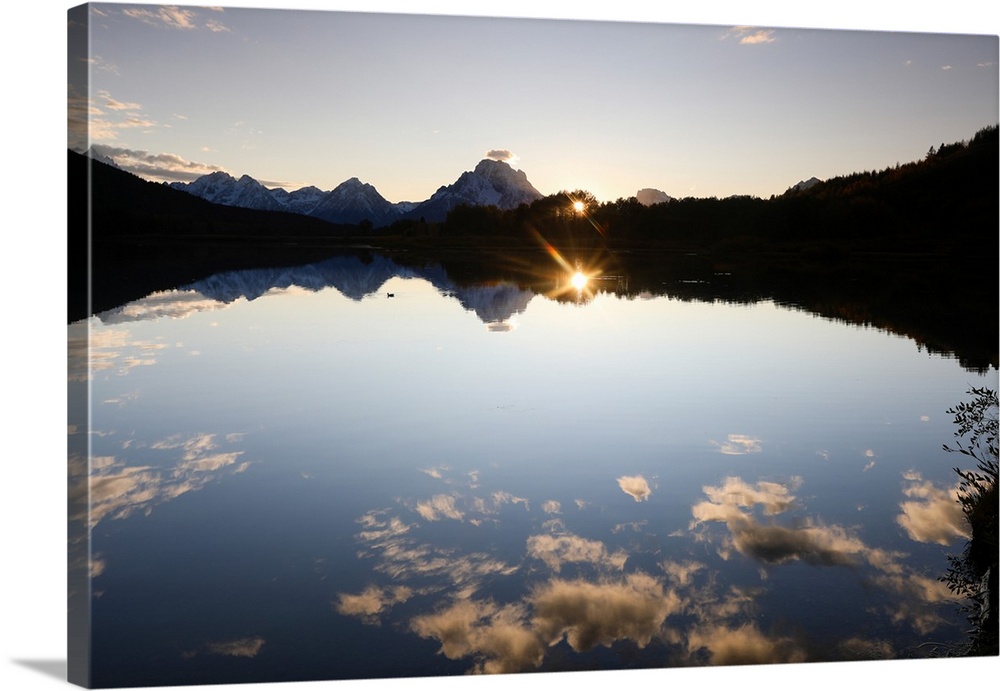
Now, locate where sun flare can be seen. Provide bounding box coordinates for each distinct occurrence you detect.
[572,200,585,213]
[570,271,588,291]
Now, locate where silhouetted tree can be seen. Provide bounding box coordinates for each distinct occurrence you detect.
[940,387,998,656]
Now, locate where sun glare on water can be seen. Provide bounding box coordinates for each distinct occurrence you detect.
[570,271,588,291]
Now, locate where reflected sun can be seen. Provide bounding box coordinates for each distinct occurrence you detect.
[570,271,588,291]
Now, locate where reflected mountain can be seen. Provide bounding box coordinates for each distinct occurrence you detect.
[94,253,537,331]
[86,249,995,372]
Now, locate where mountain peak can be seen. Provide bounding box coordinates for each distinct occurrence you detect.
[474,158,512,172]
[789,177,822,192]
[403,158,542,223]
[166,158,543,228]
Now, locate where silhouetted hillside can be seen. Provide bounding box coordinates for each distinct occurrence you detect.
[69,149,355,242]
[68,150,371,320]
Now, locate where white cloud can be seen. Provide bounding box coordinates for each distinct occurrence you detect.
[122,5,201,30]
[724,26,777,45]
[485,149,516,162]
[88,144,228,183]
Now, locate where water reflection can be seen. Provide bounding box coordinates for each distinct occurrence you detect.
[896,471,968,545]
[333,467,965,673]
[70,251,995,685]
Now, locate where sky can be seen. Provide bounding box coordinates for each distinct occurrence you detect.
[69,2,998,204]
[1,4,998,691]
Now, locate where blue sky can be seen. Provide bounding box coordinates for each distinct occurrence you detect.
[0,5,997,691]
[69,2,998,203]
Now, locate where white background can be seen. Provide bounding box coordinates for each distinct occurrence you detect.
[3,1,998,690]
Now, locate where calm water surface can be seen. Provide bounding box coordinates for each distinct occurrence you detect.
[68,254,994,686]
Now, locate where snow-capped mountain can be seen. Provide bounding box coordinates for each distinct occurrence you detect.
[169,158,543,227]
[83,146,123,170]
[269,185,328,215]
[308,178,401,227]
[170,172,286,212]
[635,188,673,206]
[404,159,543,223]
[789,177,822,193]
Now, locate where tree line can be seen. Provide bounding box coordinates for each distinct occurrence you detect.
[383,124,998,256]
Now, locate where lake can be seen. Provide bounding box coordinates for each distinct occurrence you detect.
[68,250,995,686]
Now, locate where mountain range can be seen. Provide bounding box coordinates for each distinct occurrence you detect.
[165,157,546,227]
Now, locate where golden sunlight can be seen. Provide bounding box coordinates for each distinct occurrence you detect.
[570,271,588,291]
[572,200,585,213]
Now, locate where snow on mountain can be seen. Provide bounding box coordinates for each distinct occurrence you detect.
[83,146,123,170]
[171,172,286,212]
[268,185,328,215]
[309,178,401,227]
[404,159,543,223]
[168,158,543,227]
[789,177,822,192]
[451,283,535,326]
[635,188,673,206]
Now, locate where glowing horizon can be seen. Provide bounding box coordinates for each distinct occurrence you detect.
[68,3,998,205]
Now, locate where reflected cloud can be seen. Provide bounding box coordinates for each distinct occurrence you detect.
[69,322,166,382]
[532,573,682,652]
[413,489,530,525]
[335,585,414,625]
[71,433,247,529]
[415,494,464,522]
[411,599,544,674]
[838,637,895,660]
[205,637,266,658]
[660,559,706,587]
[692,476,878,567]
[690,475,960,635]
[97,289,229,324]
[896,471,969,545]
[338,467,965,674]
[694,476,800,518]
[713,434,762,455]
[351,509,518,589]
[411,572,684,674]
[180,636,265,660]
[616,475,652,502]
[686,622,806,665]
[526,533,628,573]
[872,570,959,634]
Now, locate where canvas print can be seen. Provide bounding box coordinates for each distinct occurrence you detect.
[67,3,998,688]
